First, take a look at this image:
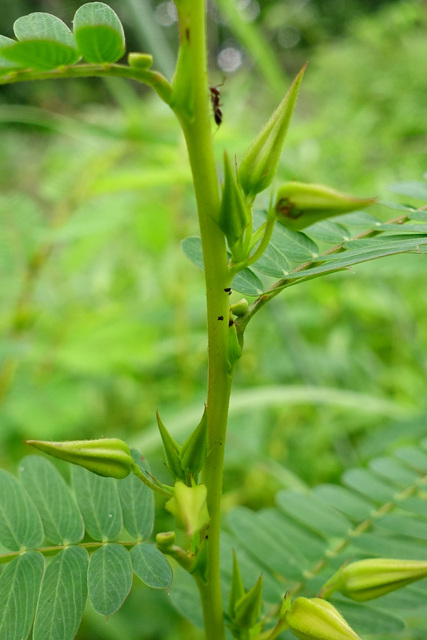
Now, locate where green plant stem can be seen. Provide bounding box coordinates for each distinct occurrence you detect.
[174,2,233,638]
[132,464,174,497]
[0,63,173,103]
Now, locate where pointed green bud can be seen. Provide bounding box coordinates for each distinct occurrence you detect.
[180,406,208,476]
[170,37,194,120]
[226,323,243,375]
[275,182,376,231]
[234,574,263,629]
[230,298,249,317]
[218,152,251,261]
[322,558,427,602]
[156,411,185,481]
[280,591,292,618]
[229,550,245,619]
[26,438,134,479]
[238,64,306,200]
[285,597,361,640]
[165,481,209,537]
[128,52,153,69]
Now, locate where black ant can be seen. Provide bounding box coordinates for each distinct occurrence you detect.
[209,85,223,126]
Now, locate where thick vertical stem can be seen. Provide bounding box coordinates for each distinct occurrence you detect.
[175,2,232,638]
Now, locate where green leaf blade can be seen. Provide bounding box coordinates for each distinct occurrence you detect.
[276,489,352,538]
[0,36,20,72]
[181,236,204,271]
[117,451,154,540]
[131,542,172,589]
[227,506,306,580]
[33,546,88,640]
[231,268,265,296]
[0,469,44,551]
[19,455,84,545]
[1,41,81,70]
[14,13,76,46]
[4,12,80,70]
[88,543,133,616]
[252,243,290,278]
[388,180,427,201]
[72,466,123,541]
[73,2,125,63]
[0,551,44,640]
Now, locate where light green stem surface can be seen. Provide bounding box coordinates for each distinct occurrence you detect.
[175,2,233,638]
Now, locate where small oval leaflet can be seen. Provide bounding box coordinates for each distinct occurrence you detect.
[0,13,81,70]
[73,2,125,63]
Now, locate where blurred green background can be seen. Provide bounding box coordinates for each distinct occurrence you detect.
[0,0,427,638]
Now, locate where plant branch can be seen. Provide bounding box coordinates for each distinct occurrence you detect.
[0,63,173,104]
[235,214,412,332]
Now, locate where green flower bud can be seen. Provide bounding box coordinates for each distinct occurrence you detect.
[156,530,176,551]
[156,411,185,481]
[322,558,427,602]
[180,406,208,476]
[128,52,153,69]
[165,481,209,537]
[285,597,361,640]
[26,438,134,479]
[156,530,195,571]
[228,550,245,620]
[218,152,251,262]
[233,574,263,629]
[230,298,249,317]
[275,182,376,231]
[238,64,306,200]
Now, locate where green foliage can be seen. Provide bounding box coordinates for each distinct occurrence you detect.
[0,453,171,639]
[169,435,427,636]
[183,204,427,297]
[1,13,80,70]
[0,1,426,639]
[73,2,125,63]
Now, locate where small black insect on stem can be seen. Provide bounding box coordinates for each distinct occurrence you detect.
[210,85,222,126]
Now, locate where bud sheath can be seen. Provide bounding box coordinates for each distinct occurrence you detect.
[26,438,135,479]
